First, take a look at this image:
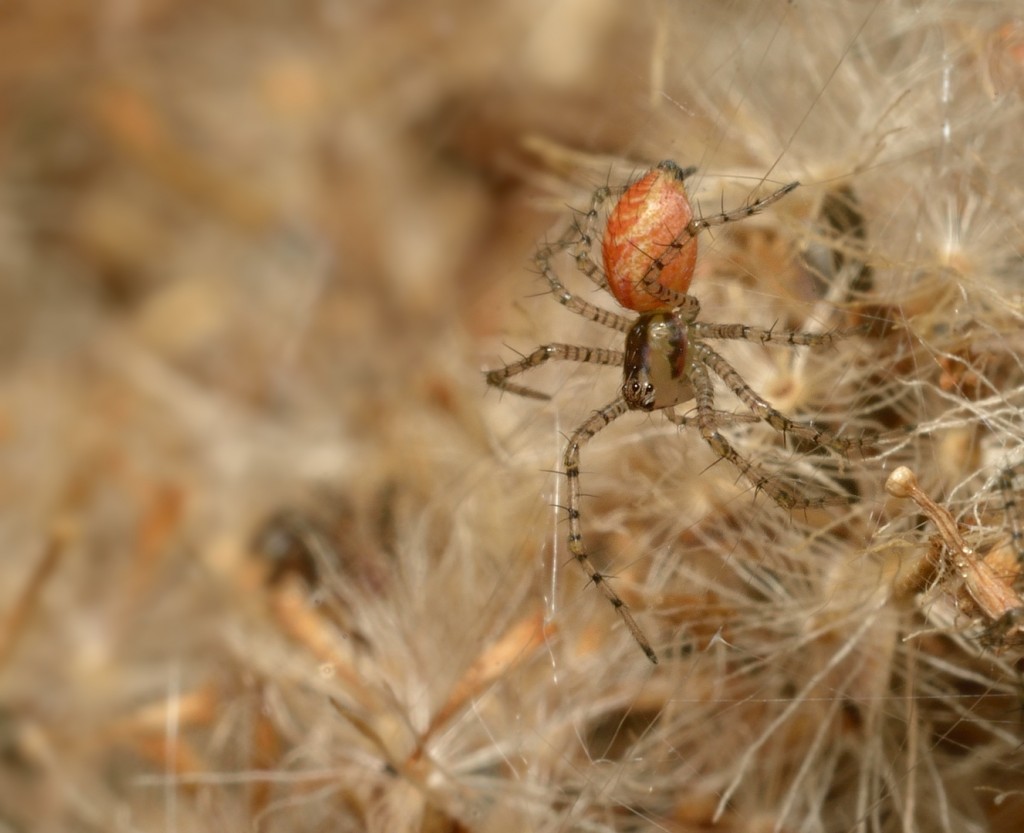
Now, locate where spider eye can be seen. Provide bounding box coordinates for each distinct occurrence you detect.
[623,377,657,411]
[629,380,653,398]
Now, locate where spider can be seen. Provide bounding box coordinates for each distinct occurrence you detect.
[486,160,868,663]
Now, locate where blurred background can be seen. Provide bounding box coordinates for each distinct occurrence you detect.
[3,1,1024,831]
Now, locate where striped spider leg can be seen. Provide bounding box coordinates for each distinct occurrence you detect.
[998,462,1024,568]
[486,161,865,663]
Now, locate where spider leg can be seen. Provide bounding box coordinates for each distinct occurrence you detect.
[486,344,624,400]
[687,180,798,237]
[534,240,634,335]
[664,408,760,429]
[689,361,847,510]
[998,463,1024,567]
[691,342,873,458]
[565,181,622,294]
[691,322,843,348]
[564,397,658,663]
[634,181,797,309]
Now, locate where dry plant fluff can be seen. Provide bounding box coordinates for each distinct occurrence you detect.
[2,2,1024,833]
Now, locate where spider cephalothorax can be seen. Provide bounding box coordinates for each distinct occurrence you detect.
[622,310,694,410]
[487,160,865,663]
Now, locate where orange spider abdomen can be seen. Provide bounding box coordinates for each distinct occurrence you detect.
[602,161,697,313]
